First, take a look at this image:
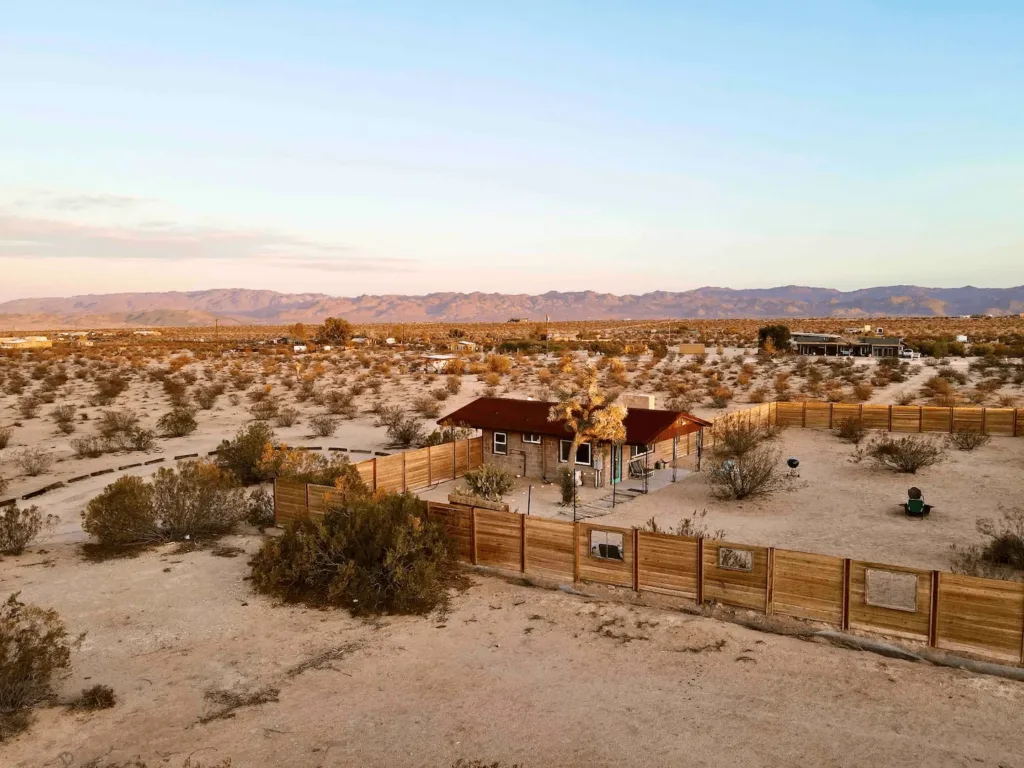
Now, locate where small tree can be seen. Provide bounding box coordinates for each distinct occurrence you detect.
[314,316,354,345]
[548,368,627,507]
[758,325,791,353]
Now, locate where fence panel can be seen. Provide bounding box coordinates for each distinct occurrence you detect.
[804,403,831,429]
[273,479,308,524]
[861,405,891,430]
[983,409,1015,437]
[469,436,484,470]
[474,509,522,571]
[427,502,472,560]
[775,402,804,427]
[935,573,1024,662]
[848,561,933,641]
[891,406,922,433]
[524,517,575,582]
[702,540,769,611]
[831,403,861,425]
[1018,410,1024,437]
[455,440,470,476]
[375,454,405,493]
[952,407,984,434]
[429,444,455,483]
[577,524,634,588]
[354,459,375,490]
[921,407,953,434]
[637,531,699,599]
[405,447,431,491]
[306,483,335,517]
[771,549,845,624]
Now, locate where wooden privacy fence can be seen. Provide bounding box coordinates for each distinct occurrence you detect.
[774,401,1024,436]
[274,437,483,523]
[427,502,1024,665]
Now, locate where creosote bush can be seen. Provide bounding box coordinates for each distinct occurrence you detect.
[951,506,1024,580]
[948,428,991,452]
[257,445,363,487]
[157,406,199,437]
[0,425,12,450]
[859,434,945,474]
[460,464,515,501]
[309,414,339,437]
[832,417,867,444]
[250,490,456,616]
[706,444,782,500]
[387,416,426,448]
[69,683,116,711]
[557,466,575,505]
[641,511,725,540]
[14,447,55,477]
[0,505,54,556]
[0,593,76,740]
[215,422,276,485]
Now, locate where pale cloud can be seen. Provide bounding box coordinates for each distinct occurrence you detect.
[0,215,416,272]
[11,191,152,211]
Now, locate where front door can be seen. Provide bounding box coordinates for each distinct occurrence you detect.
[611,444,623,484]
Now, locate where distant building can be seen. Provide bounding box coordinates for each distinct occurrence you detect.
[791,332,905,358]
[544,331,579,342]
[450,340,477,352]
[0,336,53,350]
[422,354,457,373]
[132,330,161,336]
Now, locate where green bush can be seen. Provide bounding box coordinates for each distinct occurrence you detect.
[0,505,53,556]
[250,491,455,615]
[245,487,275,528]
[861,434,945,474]
[461,464,515,501]
[948,428,991,451]
[557,467,575,505]
[387,416,426,448]
[0,593,75,740]
[157,406,198,437]
[832,417,866,444]
[707,444,782,500]
[216,422,276,485]
[82,475,158,546]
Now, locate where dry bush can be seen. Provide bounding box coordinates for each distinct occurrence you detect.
[309,414,339,437]
[711,421,780,460]
[14,447,55,477]
[71,435,106,459]
[0,505,54,555]
[92,374,129,405]
[832,417,866,444]
[0,593,76,741]
[422,425,475,446]
[157,406,198,437]
[322,390,357,418]
[431,386,450,402]
[250,491,455,615]
[387,416,426,448]
[194,383,224,410]
[17,395,39,420]
[486,354,512,375]
[951,507,1024,580]
[860,434,945,474]
[948,428,991,451]
[249,398,280,421]
[707,444,782,500]
[460,464,514,501]
[68,684,116,711]
[82,476,157,546]
[413,395,442,419]
[50,404,76,435]
[273,407,300,427]
[0,425,11,450]
[245,487,275,528]
[641,510,725,539]
[216,422,276,485]
[445,374,462,394]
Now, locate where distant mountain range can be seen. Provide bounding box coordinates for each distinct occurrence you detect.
[1,286,1023,328]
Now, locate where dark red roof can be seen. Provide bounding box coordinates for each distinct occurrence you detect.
[438,397,709,445]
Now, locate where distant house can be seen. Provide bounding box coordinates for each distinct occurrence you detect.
[132,330,161,337]
[791,332,904,358]
[0,336,53,350]
[422,354,457,373]
[449,340,477,353]
[293,344,308,353]
[438,396,709,489]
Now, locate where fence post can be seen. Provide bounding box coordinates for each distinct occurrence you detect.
[919,406,923,433]
[633,529,640,592]
[402,451,407,492]
[470,507,478,565]
[949,407,954,433]
[802,401,807,428]
[828,403,834,429]
[372,458,378,492]
[929,571,940,648]
[888,406,893,432]
[520,514,527,573]
[841,558,852,631]
[573,522,581,583]
[982,408,987,436]
[304,482,310,515]
[1015,409,1020,438]
[453,440,457,480]
[272,478,279,526]
[766,547,775,615]
[696,537,705,605]
[427,446,433,486]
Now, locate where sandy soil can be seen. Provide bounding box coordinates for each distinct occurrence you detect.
[3,540,1024,768]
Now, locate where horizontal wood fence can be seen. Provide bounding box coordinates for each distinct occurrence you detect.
[774,401,1023,436]
[273,437,483,524]
[426,502,1024,665]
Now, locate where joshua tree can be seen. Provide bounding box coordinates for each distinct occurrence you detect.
[548,367,627,516]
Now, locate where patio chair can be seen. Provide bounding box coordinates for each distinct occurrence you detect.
[903,497,933,518]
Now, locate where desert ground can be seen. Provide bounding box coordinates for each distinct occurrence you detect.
[4,540,1024,768]
[2,324,1024,766]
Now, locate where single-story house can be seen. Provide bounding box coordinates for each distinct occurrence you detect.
[791,332,905,358]
[449,340,477,352]
[0,336,53,350]
[438,396,710,489]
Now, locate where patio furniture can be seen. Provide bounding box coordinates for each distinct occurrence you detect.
[903,488,932,517]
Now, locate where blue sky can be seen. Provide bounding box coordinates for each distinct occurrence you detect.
[1,2,1022,300]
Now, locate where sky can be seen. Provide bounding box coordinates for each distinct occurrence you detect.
[1,1,1022,301]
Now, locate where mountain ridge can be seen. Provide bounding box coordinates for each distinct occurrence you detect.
[1,285,1023,328]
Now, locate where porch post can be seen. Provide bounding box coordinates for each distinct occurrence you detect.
[672,435,678,483]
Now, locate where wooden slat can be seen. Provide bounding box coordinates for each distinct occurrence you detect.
[702,540,769,611]
[468,436,484,469]
[891,406,922,433]
[952,407,985,434]
[429,444,455,484]
[474,509,522,571]
[775,402,804,427]
[375,454,405,493]
[523,517,575,582]
[921,407,953,433]
[860,405,890,430]
[804,402,831,429]
[771,549,845,624]
[404,447,431,491]
[306,483,335,517]
[427,502,472,560]
[935,573,1024,662]
[354,459,375,491]
[455,440,470,476]
[831,403,861,426]
[982,408,1015,437]
[636,531,699,599]
[273,479,309,525]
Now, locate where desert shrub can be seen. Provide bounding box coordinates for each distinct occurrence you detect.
[641,511,725,540]
[69,684,116,711]
[150,462,246,541]
[374,404,406,429]
[17,396,39,420]
[250,491,454,615]
[245,487,275,528]
[861,434,945,474]
[92,374,129,405]
[387,416,426,448]
[162,377,189,406]
[709,386,733,408]
[273,407,300,428]
[249,398,280,421]
[460,464,515,501]
[257,447,364,487]
[50,405,76,435]
[0,475,6,498]
[309,414,339,437]
[445,375,462,395]
[557,466,575,505]
[215,422,276,485]
[486,354,513,375]
[412,396,442,419]
[832,417,867,444]
[194,384,224,410]
[431,386,450,402]
[707,444,781,500]
[951,507,1024,580]
[14,447,55,477]
[157,406,198,437]
[711,421,778,460]
[96,409,153,452]
[71,435,106,459]
[0,505,53,556]
[82,476,158,546]
[0,425,11,450]
[0,593,75,740]
[322,390,357,418]
[421,425,475,446]
[948,428,991,452]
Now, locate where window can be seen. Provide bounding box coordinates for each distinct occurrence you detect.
[523,433,542,445]
[589,530,624,561]
[559,440,592,466]
[492,431,508,455]
[865,569,918,613]
[717,547,753,572]
[630,443,655,458]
